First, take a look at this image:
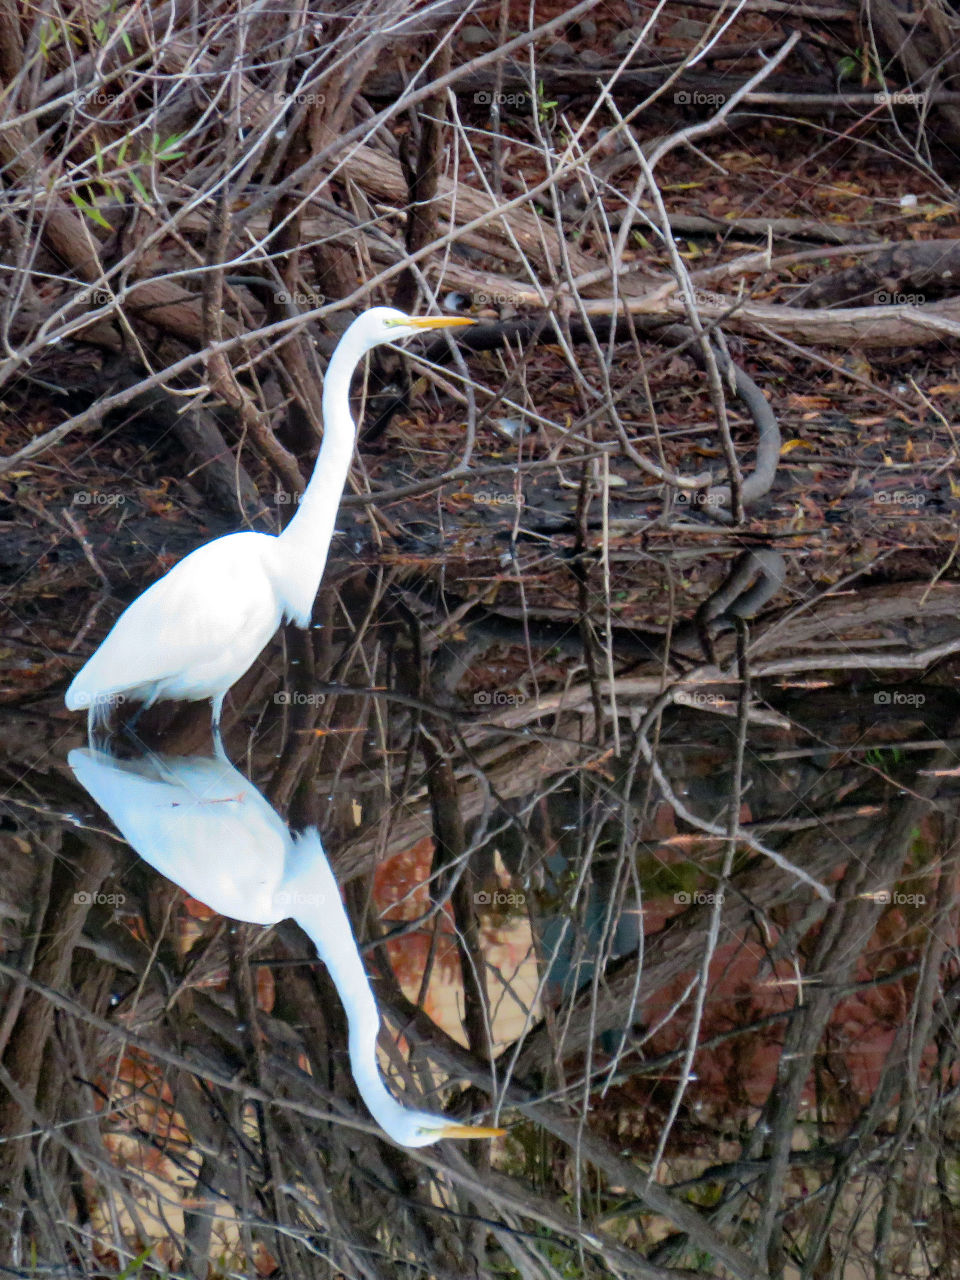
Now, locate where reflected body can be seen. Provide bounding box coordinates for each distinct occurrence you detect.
[65,308,474,731]
[70,748,503,1147]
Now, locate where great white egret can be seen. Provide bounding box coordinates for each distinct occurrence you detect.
[69,747,505,1147]
[65,308,475,732]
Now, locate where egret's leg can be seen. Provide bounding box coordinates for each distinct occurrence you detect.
[121,718,150,756]
[88,695,117,751]
[211,692,227,758]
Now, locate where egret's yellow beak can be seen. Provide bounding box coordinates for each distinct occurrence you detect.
[437,1121,506,1140]
[403,315,476,330]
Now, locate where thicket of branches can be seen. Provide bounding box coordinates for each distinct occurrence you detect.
[3,1,960,1278]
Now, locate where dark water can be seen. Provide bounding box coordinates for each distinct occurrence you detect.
[2,536,958,1273]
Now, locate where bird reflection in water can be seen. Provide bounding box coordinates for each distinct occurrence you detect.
[69,747,503,1147]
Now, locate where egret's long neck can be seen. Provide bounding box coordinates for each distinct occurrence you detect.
[275,333,365,626]
[282,831,411,1137]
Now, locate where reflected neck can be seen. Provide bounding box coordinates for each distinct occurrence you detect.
[283,829,410,1136]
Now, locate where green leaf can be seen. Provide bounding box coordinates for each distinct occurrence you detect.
[69,191,112,230]
[117,1245,153,1278]
[39,18,63,56]
[153,131,187,160]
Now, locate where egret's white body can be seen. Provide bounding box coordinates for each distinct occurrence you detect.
[65,308,474,730]
[67,534,285,723]
[69,747,503,1147]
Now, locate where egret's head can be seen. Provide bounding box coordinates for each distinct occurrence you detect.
[353,305,475,353]
[396,1109,505,1149]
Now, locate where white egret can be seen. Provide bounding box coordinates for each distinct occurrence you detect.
[65,308,475,733]
[69,747,504,1147]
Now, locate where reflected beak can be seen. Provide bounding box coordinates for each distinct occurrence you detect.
[404,315,476,331]
[437,1121,506,1140]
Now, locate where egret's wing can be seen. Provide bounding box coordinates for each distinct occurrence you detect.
[66,533,280,707]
